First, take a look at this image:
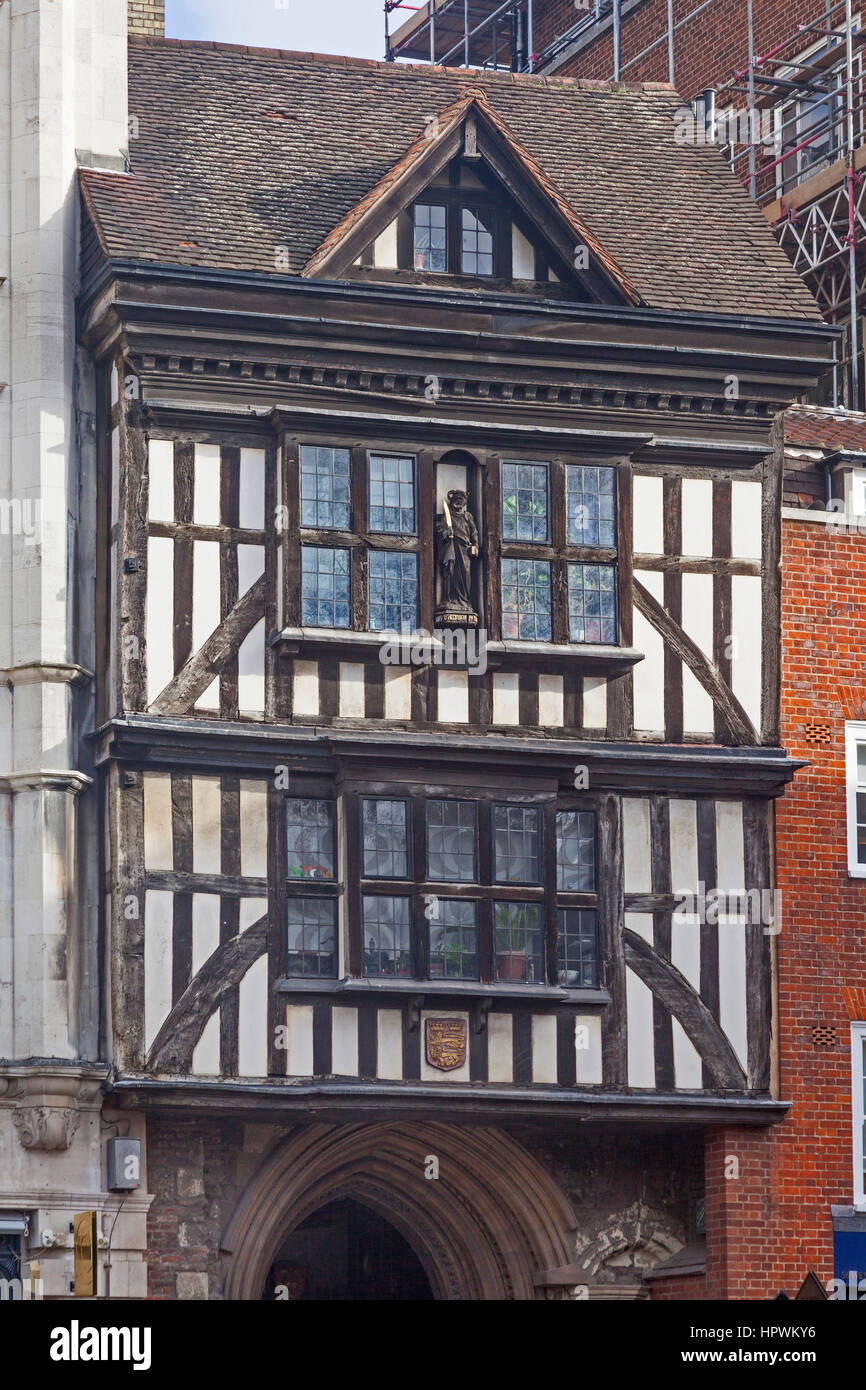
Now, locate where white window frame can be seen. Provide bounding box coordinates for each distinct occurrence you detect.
[852,1023,866,1209]
[844,721,866,875]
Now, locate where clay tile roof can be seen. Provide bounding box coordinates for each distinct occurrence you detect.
[784,404,866,452]
[78,35,823,320]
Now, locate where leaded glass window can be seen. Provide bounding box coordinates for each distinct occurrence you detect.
[362,798,410,878]
[501,462,549,542]
[300,445,351,530]
[493,901,544,983]
[301,545,351,628]
[287,897,337,977]
[567,563,617,644]
[368,550,418,632]
[362,895,412,976]
[493,804,540,884]
[556,908,598,987]
[286,798,336,881]
[501,558,552,641]
[556,810,595,891]
[426,800,477,882]
[368,454,416,535]
[429,899,479,979]
[461,207,494,276]
[566,465,615,547]
[414,204,446,272]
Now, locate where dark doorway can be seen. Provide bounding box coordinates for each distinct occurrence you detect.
[263,1198,434,1301]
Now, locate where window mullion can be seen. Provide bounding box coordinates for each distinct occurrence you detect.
[543,800,558,986]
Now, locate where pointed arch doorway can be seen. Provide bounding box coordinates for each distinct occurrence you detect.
[222,1122,580,1301]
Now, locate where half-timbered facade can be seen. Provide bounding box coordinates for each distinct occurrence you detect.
[6,28,837,1298]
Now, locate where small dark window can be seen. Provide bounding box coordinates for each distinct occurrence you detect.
[501,559,552,642]
[286,798,336,881]
[427,799,477,882]
[493,804,541,884]
[461,207,494,276]
[556,810,595,891]
[362,895,412,976]
[287,897,337,977]
[556,908,598,987]
[300,445,351,530]
[368,454,416,534]
[568,563,617,644]
[301,545,351,628]
[501,461,549,542]
[362,798,410,878]
[429,899,479,979]
[368,550,418,632]
[494,901,544,983]
[414,204,447,271]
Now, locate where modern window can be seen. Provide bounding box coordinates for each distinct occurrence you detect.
[285,797,339,978]
[368,550,418,632]
[845,722,866,876]
[414,203,447,272]
[461,208,494,276]
[300,445,351,530]
[351,791,599,988]
[300,545,351,628]
[853,1023,866,1209]
[499,459,618,646]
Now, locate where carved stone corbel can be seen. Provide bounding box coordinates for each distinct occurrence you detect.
[12,1106,81,1152]
[3,1065,106,1152]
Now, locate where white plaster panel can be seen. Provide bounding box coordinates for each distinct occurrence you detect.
[293,660,319,718]
[143,773,173,870]
[373,219,398,268]
[240,782,268,879]
[340,663,366,717]
[146,536,174,704]
[238,619,265,715]
[437,670,468,722]
[512,223,535,278]
[239,448,266,530]
[681,478,713,557]
[681,572,714,734]
[238,955,269,1077]
[731,480,762,560]
[487,1013,513,1082]
[731,575,762,732]
[632,568,665,733]
[284,1004,314,1076]
[622,797,652,892]
[538,673,563,727]
[531,1014,558,1083]
[625,912,656,1089]
[582,675,607,729]
[144,891,173,1052]
[715,800,748,1071]
[384,667,411,719]
[574,1014,603,1085]
[193,443,221,525]
[332,1006,359,1076]
[191,894,221,1075]
[148,439,175,522]
[632,475,664,554]
[492,672,519,725]
[192,777,221,875]
[377,1009,403,1080]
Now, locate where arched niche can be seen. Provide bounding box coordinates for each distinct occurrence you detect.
[433,448,484,624]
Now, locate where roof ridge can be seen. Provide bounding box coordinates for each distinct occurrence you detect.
[126,33,676,94]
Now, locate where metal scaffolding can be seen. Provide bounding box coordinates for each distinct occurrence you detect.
[385,0,866,406]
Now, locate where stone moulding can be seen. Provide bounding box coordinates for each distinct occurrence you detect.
[0,1065,106,1153]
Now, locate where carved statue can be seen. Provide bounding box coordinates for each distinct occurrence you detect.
[435,489,479,625]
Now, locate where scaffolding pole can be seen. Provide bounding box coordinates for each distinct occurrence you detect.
[846,0,859,407]
[667,0,675,84]
[613,0,621,80]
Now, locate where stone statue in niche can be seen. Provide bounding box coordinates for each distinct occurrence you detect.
[435,489,480,627]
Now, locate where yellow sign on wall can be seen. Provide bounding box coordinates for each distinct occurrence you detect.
[73,1211,98,1297]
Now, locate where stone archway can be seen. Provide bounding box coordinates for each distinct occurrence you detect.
[221,1122,579,1300]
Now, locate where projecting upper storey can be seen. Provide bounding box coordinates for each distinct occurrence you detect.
[78,36,822,320]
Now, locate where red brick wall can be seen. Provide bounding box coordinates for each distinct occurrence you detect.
[650,1270,707,1299]
[535,0,826,100]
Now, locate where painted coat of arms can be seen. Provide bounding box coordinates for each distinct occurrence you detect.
[425,1018,467,1072]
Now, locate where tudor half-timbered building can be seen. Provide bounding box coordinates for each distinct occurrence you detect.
[64,34,838,1299]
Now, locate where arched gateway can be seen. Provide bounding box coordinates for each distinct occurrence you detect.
[222,1123,580,1300]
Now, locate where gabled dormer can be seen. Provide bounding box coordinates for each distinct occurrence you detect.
[304,93,640,305]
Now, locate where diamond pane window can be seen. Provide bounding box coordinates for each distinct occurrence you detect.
[556,810,596,891]
[300,445,351,530]
[493,901,544,983]
[286,798,335,881]
[369,454,416,534]
[556,908,598,987]
[427,800,477,883]
[287,897,337,977]
[368,550,418,632]
[429,899,479,980]
[362,895,412,977]
[568,563,617,644]
[566,465,616,547]
[501,462,549,542]
[501,558,552,641]
[493,804,540,884]
[461,207,494,276]
[362,798,409,878]
[414,204,446,272]
[301,546,351,628]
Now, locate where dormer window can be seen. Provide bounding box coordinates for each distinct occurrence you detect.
[461,208,494,276]
[413,204,446,271]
